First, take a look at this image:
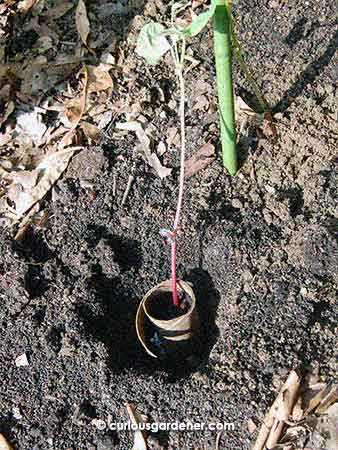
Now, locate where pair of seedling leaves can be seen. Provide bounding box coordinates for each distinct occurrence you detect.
[136,1,218,65]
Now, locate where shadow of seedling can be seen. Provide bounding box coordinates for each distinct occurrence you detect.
[77,228,145,372]
[285,17,336,48]
[85,224,143,272]
[77,273,141,373]
[273,29,338,112]
[185,269,220,364]
[77,262,220,378]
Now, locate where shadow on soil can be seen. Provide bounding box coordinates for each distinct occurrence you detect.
[77,265,220,381]
[285,17,337,48]
[273,29,338,112]
[186,268,220,361]
[12,228,53,299]
[86,224,143,272]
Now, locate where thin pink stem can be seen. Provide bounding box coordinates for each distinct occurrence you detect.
[171,52,186,308]
[171,238,179,307]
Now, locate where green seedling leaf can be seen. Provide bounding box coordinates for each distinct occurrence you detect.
[183,0,216,37]
[136,22,171,65]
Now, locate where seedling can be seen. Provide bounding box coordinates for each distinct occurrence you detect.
[136,5,191,308]
[136,0,268,306]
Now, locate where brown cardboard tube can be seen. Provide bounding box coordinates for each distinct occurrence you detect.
[135,279,199,358]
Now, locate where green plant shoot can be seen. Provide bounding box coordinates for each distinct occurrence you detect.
[213,0,237,175]
[136,1,268,177]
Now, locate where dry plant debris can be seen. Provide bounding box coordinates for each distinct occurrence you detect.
[14,352,29,367]
[125,402,148,450]
[0,0,115,237]
[185,142,215,179]
[75,0,90,48]
[116,119,172,179]
[235,96,278,142]
[252,370,338,450]
[0,434,13,450]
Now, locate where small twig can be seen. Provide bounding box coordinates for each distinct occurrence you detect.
[112,174,117,197]
[120,174,134,207]
[215,431,223,450]
[253,370,300,450]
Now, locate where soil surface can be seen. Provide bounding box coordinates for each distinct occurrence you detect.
[1,1,337,449]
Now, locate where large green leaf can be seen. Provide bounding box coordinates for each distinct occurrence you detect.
[136,22,171,65]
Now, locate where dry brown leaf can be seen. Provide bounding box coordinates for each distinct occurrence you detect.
[167,126,180,147]
[116,121,172,179]
[147,152,172,179]
[87,103,107,118]
[0,45,5,64]
[273,387,294,422]
[0,128,13,147]
[253,370,300,450]
[291,396,304,422]
[157,141,166,156]
[75,0,90,48]
[271,445,293,450]
[306,403,338,450]
[0,100,14,126]
[4,147,81,223]
[236,96,278,142]
[235,96,257,118]
[247,418,258,434]
[125,403,147,450]
[192,94,209,111]
[81,121,100,142]
[44,125,68,145]
[266,372,301,449]
[260,112,278,142]
[87,65,113,93]
[315,384,338,414]
[0,433,13,450]
[65,97,85,125]
[17,0,39,14]
[278,424,307,446]
[215,431,222,450]
[60,65,88,148]
[302,383,328,415]
[43,0,74,21]
[96,110,112,129]
[185,143,215,179]
[21,59,80,96]
[14,202,40,241]
[255,373,338,450]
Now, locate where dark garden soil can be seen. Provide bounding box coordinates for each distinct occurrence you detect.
[0,1,337,449]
